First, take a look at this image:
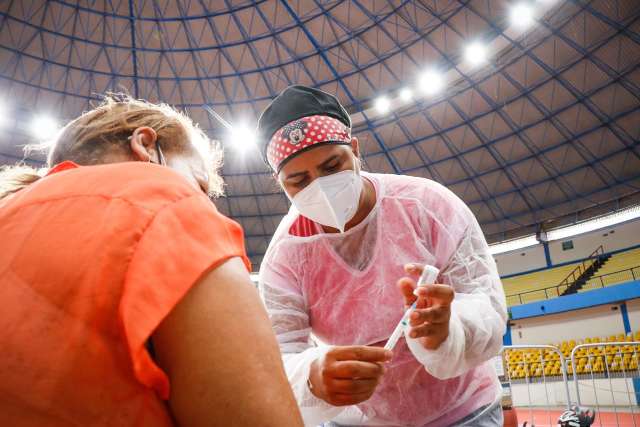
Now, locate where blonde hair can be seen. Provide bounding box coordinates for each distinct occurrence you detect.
[0,93,224,199]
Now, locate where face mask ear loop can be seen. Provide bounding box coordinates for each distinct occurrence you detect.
[127,134,165,166]
[156,141,166,166]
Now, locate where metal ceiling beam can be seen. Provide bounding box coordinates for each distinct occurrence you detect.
[50,0,265,20]
[347,0,508,222]
[220,105,639,220]
[464,1,640,203]
[195,0,253,115]
[0,1,455,107]
[382,0,639,216]
[5,58,635,179]
[128,0,139,98]
[409,2,604,205]
[278,0,401,174]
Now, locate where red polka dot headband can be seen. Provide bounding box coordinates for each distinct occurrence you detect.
[266,115,352,172]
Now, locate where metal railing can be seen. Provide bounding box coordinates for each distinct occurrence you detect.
[557,245,605,294]
[504,243,640,306]
[570,342,640,427]
[506,265,640,306]
[502,341,640,427]
[580,267,640,292]
[505,245,604,306]
[506,283,569,306]
[502,345,572,427]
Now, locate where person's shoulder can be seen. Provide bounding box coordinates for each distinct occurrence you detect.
[106,161,195,189]
[45,162,203,211]
[370,172,472,221]
[105,162,207,210]
[369,172,460,203]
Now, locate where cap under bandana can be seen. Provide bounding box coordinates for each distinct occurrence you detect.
[257,85,352,171]
[266,115,351,172]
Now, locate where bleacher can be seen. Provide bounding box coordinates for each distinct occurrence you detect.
[503,246,640,306]
[580,247,640,292]
[502,263,581,306]
[505,331,640,380]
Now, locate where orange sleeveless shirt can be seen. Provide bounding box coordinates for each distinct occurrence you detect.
[0,161,250,426]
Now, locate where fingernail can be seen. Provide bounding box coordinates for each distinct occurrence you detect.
[411,312,419,320]
[385,350,393,359]
[410,331,417,338]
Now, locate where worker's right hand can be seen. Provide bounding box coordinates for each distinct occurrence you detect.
[308,345,393,406]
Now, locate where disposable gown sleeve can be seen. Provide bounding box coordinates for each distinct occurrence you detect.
[259,254,344,426]
[404,210,507,379]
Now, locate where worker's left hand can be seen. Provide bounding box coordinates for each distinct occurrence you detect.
[397,263,454,350]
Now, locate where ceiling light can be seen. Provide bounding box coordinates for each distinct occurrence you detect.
[374,96,391,114]
[510,3,535,29]
[229,124,257,153]
[545,205,640,241]
[418,70,445,96]
[30,115,59,139]
[464,42,488,67]
[0,100,6,128]
[489,235,539,255]
[399,88,413,102]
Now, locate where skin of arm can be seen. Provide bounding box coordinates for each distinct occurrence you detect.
[153,257,304,427]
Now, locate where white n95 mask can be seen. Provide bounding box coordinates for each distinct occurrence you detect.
[291,169,363,233]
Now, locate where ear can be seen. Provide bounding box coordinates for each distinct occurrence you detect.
[350,136,360,158]
[129,127,159,162]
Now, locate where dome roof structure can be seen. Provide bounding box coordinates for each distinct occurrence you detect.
[1,0,639,268]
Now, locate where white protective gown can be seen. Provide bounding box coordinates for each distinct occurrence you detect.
[259,172,507,427]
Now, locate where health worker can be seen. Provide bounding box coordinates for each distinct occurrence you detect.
[256,85,508,427]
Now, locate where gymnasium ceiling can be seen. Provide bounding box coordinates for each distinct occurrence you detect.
[1,0,639,268]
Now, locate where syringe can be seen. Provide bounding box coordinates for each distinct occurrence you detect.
[384,265,440,351]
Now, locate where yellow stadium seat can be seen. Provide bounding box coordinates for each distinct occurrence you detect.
[503,330,639,379]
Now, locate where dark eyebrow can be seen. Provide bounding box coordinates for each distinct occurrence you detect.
[284,154,342,180]
[318,155,340,169]
[284,170,309,180]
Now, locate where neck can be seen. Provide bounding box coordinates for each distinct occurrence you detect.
[322,175,376,234]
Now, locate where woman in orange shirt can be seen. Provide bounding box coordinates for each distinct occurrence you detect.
[0,95,303,427]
